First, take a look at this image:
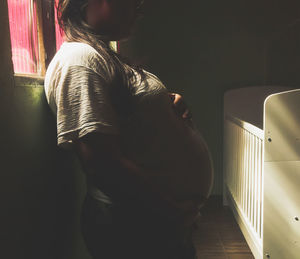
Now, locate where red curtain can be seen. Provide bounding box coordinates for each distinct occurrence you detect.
[7,0,39,74]
[54,0,64,51]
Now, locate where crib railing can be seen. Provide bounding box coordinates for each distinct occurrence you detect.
[223,115,264,259]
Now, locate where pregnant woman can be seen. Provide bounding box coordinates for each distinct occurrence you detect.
[44,0,213,258]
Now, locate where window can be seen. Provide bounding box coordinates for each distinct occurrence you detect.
[7,0,45,76]
[7,0,60,77]
[7,0,117,78]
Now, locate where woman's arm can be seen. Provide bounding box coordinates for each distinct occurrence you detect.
[73,132,200,225]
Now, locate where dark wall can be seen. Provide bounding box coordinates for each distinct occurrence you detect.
[3,85,91,259]
[120,0,300,194]
[0,2,91,259]
[267,23,300,86]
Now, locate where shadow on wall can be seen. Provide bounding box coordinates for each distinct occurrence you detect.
[1,84,92,259]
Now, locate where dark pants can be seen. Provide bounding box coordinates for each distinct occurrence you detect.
[81,194,197,259]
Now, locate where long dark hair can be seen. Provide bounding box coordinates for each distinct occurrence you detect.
[56,0,145,118]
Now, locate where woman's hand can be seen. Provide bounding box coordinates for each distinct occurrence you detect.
[168,93,192,120]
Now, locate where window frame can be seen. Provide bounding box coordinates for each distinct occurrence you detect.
[7,0,118,83]
[7,0,56,79]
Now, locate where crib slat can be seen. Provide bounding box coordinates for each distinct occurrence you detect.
[254,137,258,233]
[224,116,263,256]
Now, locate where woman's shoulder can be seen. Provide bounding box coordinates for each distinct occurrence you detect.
[57,42,107,69]
[46,41,113,81]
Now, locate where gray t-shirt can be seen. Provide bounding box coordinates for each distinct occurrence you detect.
[45,42,213,205]
[44,42,168,203]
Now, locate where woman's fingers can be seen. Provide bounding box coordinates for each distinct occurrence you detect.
[168,92,176,102]
[182,108,192,120]
[168,93,192,120]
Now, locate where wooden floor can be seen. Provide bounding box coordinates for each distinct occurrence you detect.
[192,196,255,259]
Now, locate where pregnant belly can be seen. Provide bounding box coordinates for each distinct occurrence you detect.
[121,92,214,205]
[151,121,214,204]
[122,107,214,205]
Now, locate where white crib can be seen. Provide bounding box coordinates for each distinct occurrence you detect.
[223,86,300,259]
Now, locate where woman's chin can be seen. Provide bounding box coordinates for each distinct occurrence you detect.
[110,28,133,41]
